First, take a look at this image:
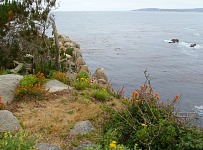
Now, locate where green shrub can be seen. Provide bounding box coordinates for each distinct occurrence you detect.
[103,84,203,149]
[74,71,90,90]
[15,72,46,99]
[0,66,11,75]
[74,80,89,90]
[65,48,74,56]
[0,130,36,150]
[92,89,108,101]
[76,71,89,80]
[49,70,70,85]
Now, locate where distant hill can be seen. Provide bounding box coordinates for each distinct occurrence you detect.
[133,8,203,12]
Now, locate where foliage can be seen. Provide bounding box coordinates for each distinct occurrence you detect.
[103,84,203,149]
[48,70,70,85]
[176,126,203,149]
[0,96,5,110]
[92,89,108,102]
[116,86,125,99]
[76,71,89,80]
[15,72,46,99]
[65,48,74,56]
[0,66,11,75]
[35,59,55,77]
[74,77,89,90]
[0,0,58,72]
[74,71,90,90]
[0,130,36,150]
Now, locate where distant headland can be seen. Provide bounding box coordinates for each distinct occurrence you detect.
[133,8,203,12]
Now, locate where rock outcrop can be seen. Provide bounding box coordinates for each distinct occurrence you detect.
[70,120,94,135]
[75,141,94,150]
[45,80,73,93]
[92,68,108,84]
[57,34,108,83]
[35,143,62,150]
[190,43,196,47]
[0,110,21,132]
[169,39,179,43]
[0,74,23,103]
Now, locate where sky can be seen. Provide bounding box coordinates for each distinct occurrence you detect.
[56,0,203,11]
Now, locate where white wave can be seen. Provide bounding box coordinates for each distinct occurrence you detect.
[179,42,201,49]
[194,105,203,116]
[164,40,173,43]
[194,33,200,36]
[184,27,193,31]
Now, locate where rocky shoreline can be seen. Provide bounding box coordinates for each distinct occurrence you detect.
[0,34,110,150]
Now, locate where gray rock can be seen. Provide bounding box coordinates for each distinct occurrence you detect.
[64,42,75,48]
[35,143,61,150]
[75,141,94,150]
[0,74,23,103]
[77,65,91,74]
[92,68,108,83]
[74,48,82,58]
[45,80,72,93]
[0,110,21,132]
[70,120,94,135]
[76,57,86,67]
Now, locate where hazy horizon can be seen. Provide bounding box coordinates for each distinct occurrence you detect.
[57,0,203,11]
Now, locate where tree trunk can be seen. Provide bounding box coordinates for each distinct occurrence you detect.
[51,19,60,71]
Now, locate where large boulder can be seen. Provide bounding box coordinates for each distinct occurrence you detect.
[75,141,94,150]
[0,74,23,103]
[0,110,21,132]
[92,68,108,83]
[70,120,94,135]
[35,143,61,150]
[45,80,72,93]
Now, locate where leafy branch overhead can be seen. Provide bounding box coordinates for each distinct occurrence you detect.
[0,0,59,74]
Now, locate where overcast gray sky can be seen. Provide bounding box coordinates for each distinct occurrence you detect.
[57,0,203,11]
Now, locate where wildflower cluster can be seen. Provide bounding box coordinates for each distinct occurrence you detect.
[49,70,70,84]
[74,71,90,90]
[15,72,46,99]
[0,96,5,110]
[55,71,70,84]
[116,86,125,99]
[103,83,203,150]
[92,88,108,101]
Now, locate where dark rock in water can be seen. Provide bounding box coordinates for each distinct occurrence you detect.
[190,43,196,47]
[169,39,179,43]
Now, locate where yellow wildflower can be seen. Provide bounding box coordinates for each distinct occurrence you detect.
[141,123,147,127]
[109,141,117,149]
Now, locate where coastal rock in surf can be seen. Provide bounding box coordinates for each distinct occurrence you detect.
[190,43,196,47]
[92,68,108,84]
[169,39,179,43]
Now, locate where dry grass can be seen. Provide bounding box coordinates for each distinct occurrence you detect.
[7,89,116,149]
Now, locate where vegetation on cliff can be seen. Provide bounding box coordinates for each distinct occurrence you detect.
[1,1,203,150]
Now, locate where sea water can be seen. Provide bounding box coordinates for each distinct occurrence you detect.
[53,11,203,116]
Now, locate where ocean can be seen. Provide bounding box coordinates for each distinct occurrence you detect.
[53,11,203,115]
